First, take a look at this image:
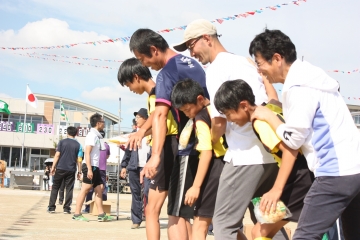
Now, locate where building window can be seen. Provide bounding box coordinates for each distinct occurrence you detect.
[0,147,10,166]
[31,149,41,154]
[11,148,23,168]
[41,149,50,156]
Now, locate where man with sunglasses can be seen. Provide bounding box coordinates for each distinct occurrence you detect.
[73,113,112,222]
[174,19,288,240]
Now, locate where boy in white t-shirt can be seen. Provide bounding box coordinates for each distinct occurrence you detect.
[73,113,112,222]
[249,29,360,239]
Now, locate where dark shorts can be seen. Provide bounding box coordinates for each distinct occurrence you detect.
[82,163,103,188]
[280,155,314,222]
[167,154,199,218]
[194,156,225,218]
[149,135,178,191]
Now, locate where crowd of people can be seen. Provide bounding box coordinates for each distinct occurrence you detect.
[117,19,360,240]
[45,18,360,240]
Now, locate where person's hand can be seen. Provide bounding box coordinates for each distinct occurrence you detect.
[120,168,127,179]
[184,186,200,206]
[260,187,283,214]
[141,155,161,180]
[125,130,145,151]
[50,167,56,175]
[77,172,82,180]
[87,169,93,180]
[250,105,274,122]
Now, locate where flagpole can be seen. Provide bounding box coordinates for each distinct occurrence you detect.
[116,97,121,220]
[59,99,61,138]
[20,84,28,170]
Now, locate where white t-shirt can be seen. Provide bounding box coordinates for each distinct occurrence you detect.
[207,52,275,166]
[83,130,101,167]
[138,132,150,167]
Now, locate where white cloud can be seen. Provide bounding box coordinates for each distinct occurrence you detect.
[0,93,11,98]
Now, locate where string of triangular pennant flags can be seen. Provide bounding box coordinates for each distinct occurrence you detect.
[14,52,118,70]
[24,52,123,62]
[1,0,307,51]
[13,52,209,69]
[328,69,359,74]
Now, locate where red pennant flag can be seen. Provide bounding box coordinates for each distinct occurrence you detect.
[216,19,224,24]
[247,11,256,15]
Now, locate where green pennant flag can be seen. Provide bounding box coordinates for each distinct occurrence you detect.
[0,100,11,115]
[60,102,68,122]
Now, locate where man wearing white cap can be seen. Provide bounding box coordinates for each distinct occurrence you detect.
[174,19,288,240]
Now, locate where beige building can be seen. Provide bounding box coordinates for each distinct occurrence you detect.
[0,94,119,171]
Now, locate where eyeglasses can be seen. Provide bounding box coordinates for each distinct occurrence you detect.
[135,116,143,119]
[187,37,202,51]
[98,120,105,123]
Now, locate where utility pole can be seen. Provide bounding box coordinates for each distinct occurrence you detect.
[116,97,121,220]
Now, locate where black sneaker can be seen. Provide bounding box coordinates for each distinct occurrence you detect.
[64,209,71,214]
[47,209,55,214]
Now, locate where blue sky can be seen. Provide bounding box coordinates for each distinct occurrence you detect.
[0,0,359,130]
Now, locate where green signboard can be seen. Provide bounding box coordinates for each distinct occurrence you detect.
[16,122,35,133]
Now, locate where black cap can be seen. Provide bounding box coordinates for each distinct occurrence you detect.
[134,108,148,119]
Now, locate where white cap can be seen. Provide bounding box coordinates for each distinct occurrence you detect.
[173,19,217,52]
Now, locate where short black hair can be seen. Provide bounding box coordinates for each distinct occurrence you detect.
[171,78,204,109]
[129,29,169,57]
[90,113,103,127]
[214,80,255,114]
[132,118,136,126]
[100,130,105,138]
[117,58,152,86]
[67,126,78,137]
[249,29,297,64]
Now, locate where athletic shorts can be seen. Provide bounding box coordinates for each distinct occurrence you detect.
[82,163,103,188]
[194,156,225,218]
[167,154,199,218]
[280,155,314,222]
[149,135,178,191]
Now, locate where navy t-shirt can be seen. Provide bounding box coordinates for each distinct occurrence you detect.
[155,54,209,156]
[56,138,82,172]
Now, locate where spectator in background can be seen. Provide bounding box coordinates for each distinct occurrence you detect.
[120,108,150,229]
[132,118,137,131]
[83,130,110,213]
[43,165,50,191]
[47,126,83,214]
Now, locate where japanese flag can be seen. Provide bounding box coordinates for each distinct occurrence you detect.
[26,86,38,108]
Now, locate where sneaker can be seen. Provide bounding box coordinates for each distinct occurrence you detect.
[131,223,140,229]
[47,209,55,214]
[63,210,71,214]
[72,214,89,222]
[207,231,214,236]
[98,214,113,222]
